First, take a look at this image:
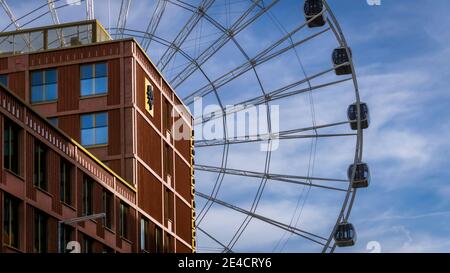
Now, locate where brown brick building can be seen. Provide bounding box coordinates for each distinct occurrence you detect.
[0,20,195,253]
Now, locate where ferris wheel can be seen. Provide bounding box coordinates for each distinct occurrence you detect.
[2,0,370,253]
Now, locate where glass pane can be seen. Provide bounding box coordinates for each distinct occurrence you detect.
[14,33,31,54]
[96,112,108,127]
[30,31,44,52]
[80,79,93,96]
[94,77,107,94]
[95,127,108,145]
[45,69,57,84]
[47,29,63,49]
[81,114,94,129]
[0,35,14,55]
[81,128,95,146]
[0,74,7,86]
[45,84,57,100]
[31,71,43,86]
[31,86,44,103]
[81,65,93,79]
[95,63,107,77]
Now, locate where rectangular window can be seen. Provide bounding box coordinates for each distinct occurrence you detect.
[60,159,72,205]
[155,226,163,253]
[82,176,93,216]
[164,187,174,225]
[119,202,129,239]
[140,218,149,252]
[81,112,108,146]
[80,63,107,96]
[0,74,8,86]
[48,117,58,127]
[60,225,73,253]
[163,99,171,133]
[3,194,20,248]
[164,144,173,180]
[3,118,20,175]
[34,211,48,253]
[31,69,57,103]
[82,235,93,253]
[103,190,113,229]
[34,140,47,191]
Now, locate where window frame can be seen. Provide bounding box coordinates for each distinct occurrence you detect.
[3,118,20,175]
[80,62,108,97]
[103,190,113,230]
[60,159,72,205]
[80,112,108,147]
[3,194,20,248]
[34,140,47,191]
[30,69,58,104]
[34,211,48,253]
[119,202,129,239]
[82,176,93,216]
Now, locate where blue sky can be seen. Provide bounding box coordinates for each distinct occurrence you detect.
[2,0,450,252]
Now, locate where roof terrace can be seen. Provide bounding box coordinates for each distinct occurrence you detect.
[0,19,111,56]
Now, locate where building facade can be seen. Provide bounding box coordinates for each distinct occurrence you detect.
[0,20,195,253]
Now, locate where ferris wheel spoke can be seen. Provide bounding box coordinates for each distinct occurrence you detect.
[115,0,132,39]
[157,0,216,71]
[196,191,329,246]
[170,0,279,88]
[141,0,167,51]
[196,75,351,126]
[183,27,331,105]
[195,133,356,147]
[197,226,233,253]
[195,164,348,190]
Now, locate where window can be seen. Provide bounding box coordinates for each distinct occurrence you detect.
[31,69,57,103]
[3,194,20,248]
[81,112,108,146]
[60,159,72,205]
[0,74,7,86]
[4,118,20,175]
[60,225,73,253]
[34,211,48,253]
[163,99,171,133]
[103,190,113,229]
[164,144,173,180]
[34,141,47,191]
[80,63,107,96]
[164,187,174,225]
[119,202,129,239]
[82,176,93,216]
[82,235,93,253]
[140,218,149,252]
[48,117,58,127]
[155,226,163,253]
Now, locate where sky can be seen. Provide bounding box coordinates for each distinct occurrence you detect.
[2,0,450,253]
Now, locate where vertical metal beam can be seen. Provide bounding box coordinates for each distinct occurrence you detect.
[86,0,94,20]
[115,0,132,39]
[141,0,167,51]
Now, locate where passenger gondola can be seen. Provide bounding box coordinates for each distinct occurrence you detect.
[332,47,352,75]
[304,0,326,28]
[334,222,356,247]
[347,102,370,130]
[347,163,370,188]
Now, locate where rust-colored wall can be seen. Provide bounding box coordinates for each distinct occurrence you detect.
[108,109,121,156]
[137,163,162,223]
[57,65,80,111]
[107,59,121,105]
[59,115,80,142]
[136,114,162,176]
[175,154,191,202]
[176,197,192,244]
[8,72,25,100]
